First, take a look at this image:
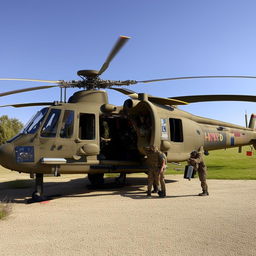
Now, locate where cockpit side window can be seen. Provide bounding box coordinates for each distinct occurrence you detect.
[79,113,95,140]
[23,107,49,134]
[41,109,61,138]
[169,118,183,142]
[60,110,74,138]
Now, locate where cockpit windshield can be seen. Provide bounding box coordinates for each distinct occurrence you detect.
[22,108,49,134]
[41,109,61,137]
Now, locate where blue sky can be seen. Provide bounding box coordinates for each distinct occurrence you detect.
[1,0,256,126]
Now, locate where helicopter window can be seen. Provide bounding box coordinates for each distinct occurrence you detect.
[60,110,74,138]
[79,113,95,140]
[41,109,61,137]
[22,107,49,134]
[169,118,183,142]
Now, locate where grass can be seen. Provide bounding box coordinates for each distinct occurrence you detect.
[0,203,11,220]
[166,147,256,180]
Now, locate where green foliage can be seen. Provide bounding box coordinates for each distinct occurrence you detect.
[0,115,23,145]
[0,203,10,220]
[166,147,256,179]
[204,147,256,179]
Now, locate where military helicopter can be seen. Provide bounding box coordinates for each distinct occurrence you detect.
[0,36,256,201]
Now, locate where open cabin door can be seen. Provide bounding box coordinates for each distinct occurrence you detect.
[99,115,140,161]
[126,101,155,154]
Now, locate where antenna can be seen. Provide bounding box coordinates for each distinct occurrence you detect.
[245,111,248,128]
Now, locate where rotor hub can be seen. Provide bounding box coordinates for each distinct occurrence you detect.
[77,70,99,78]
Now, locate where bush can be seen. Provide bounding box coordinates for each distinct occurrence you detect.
[0,203,11,220]
[0,115,23,145]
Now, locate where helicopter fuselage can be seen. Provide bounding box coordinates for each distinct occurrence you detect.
[0,90,255,177]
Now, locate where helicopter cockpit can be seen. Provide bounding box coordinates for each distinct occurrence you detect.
[22,107,49,135]
[19,107,75,139]
[6,107,49,144]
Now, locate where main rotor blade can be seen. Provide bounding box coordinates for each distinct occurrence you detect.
[149,96,188,106]
[0,78,60,83]
[0,102,53,108]
[98,36,130,75]
[171,94,256,103]
[110,88,138,99]
[0,85,57,97]
[138,75,256,84]
[110,88,187,105]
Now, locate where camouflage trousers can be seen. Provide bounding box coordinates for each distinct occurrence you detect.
[147,168,166,193]
[159,170,166,192]
[198,168,208,191]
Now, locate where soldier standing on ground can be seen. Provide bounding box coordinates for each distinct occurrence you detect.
[188,150,209,196]
[145,145,167,198]
[158,151,167,197]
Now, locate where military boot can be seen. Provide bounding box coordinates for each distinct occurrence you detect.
[146,191,152,197]
[198,190,209,196]
[152,184,159,193]
[158,190,166,198]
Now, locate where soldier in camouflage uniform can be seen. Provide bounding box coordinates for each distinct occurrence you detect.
[188,150,209,196]
[145,145,167,198]
[158,151,167,197]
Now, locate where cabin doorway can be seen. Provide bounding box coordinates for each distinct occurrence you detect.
[99,116,139,161]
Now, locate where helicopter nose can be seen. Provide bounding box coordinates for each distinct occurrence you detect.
[0,143,14,169]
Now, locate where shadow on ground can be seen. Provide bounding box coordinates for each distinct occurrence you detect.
[0,176,179,204]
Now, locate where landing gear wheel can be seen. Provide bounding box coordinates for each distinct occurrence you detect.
[87,173,105,186]
[31,191,46,202]
[115,173,126,185]
[27,173,47,203]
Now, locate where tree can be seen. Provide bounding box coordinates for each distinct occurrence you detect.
[0,115,23,145]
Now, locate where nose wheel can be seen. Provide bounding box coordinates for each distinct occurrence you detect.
[28,173,47,203]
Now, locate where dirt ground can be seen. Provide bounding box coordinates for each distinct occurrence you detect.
[0,170,256,256]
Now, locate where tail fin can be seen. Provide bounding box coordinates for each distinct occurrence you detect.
[249,114,256,130]
[249,114,256,149]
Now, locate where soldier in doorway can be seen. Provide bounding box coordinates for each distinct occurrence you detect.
[99,120,111,160]
[188,150,209,196]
